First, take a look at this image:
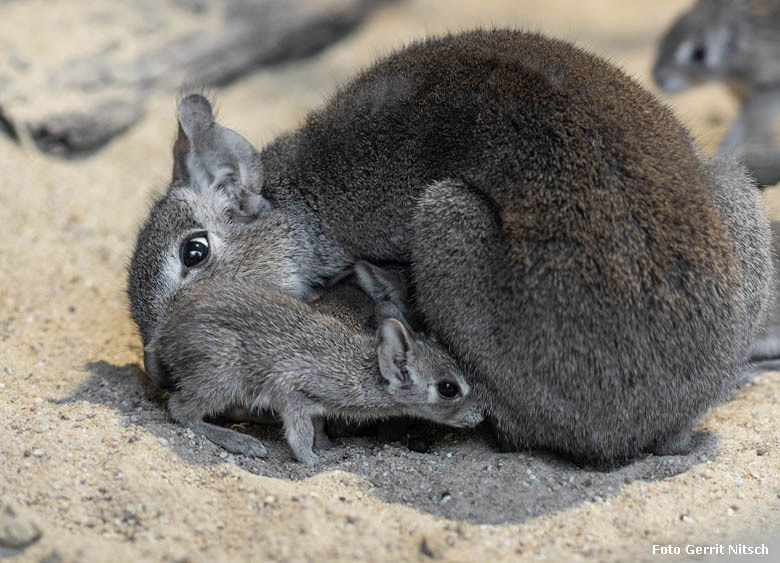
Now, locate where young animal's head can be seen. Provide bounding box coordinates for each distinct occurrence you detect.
[653,0,739,93]
[376,317,484,428]
[127,94,312,383]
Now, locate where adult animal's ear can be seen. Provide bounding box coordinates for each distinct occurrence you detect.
[377,318,415,387]
[172,94,269,217]
[172,123,191,182]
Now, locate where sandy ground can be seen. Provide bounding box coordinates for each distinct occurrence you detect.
[1,1,779,561]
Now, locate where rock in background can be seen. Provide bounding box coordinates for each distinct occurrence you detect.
[0,0,389,157]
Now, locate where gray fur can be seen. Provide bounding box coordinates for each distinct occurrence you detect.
[129,30,773,465]
[151,264,484,466]
[751,221,780,362]
[702,157,774,379]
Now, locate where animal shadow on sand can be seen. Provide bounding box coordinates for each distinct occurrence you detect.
[52,360,717,525]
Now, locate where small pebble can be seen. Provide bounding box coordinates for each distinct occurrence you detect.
[6,47,30,71]
[40,550,63,563]
[420,538,436,559]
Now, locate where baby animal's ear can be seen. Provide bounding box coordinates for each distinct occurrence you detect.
[377,318,415,387]
[172,94,269,217]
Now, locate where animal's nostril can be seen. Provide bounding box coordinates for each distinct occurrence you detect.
[143,347,172,389]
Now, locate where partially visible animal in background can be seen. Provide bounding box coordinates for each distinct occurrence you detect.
[653,0,780,185]
[719,89,780,186]
[751,220,780,367]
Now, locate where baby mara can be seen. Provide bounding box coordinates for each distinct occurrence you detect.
[148,262,483,465]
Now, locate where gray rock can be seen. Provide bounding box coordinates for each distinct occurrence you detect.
[0,503,42,550]
[27,98,145,157]
[26,0,389,158]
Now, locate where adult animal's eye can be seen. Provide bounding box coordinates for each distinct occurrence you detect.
[437,380,460,399]
[691,45,706,64]
[181,233,209,268]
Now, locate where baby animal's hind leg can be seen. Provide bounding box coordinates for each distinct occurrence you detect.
[168,393,268,458]
[186,420,269,458]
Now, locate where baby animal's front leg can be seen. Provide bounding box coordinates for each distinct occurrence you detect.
[282,398,320,466]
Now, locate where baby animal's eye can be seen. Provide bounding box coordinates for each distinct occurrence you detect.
[180,233,209,268]
[437,380,460,399]
[691,45,706,64]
